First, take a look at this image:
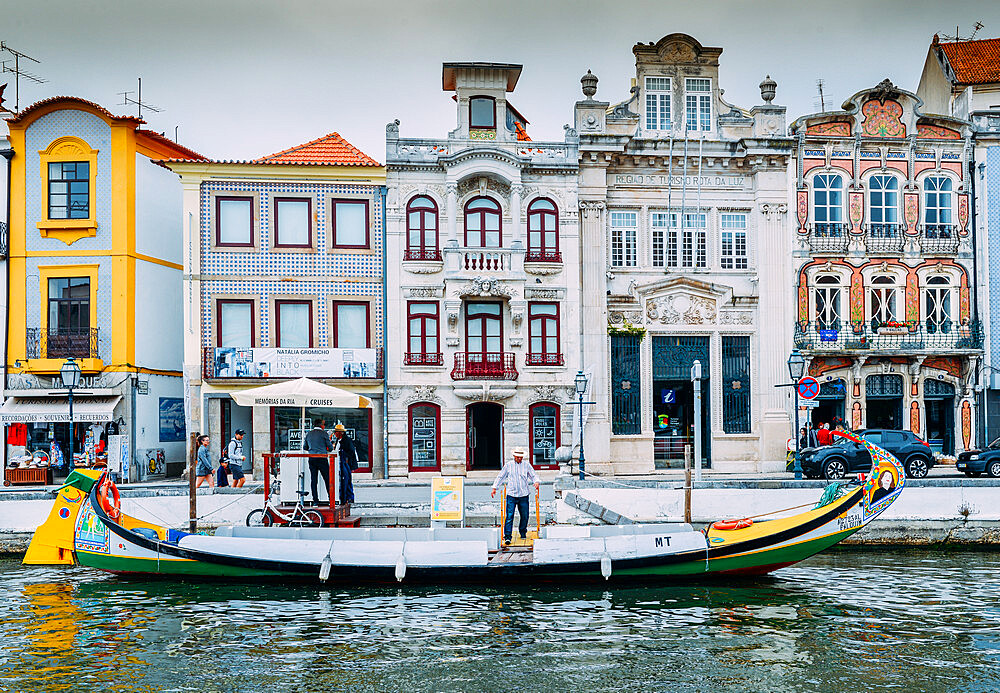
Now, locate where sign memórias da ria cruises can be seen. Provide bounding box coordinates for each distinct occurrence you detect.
[612,173,748,188]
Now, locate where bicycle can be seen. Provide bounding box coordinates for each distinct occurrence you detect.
[246,488,324,527]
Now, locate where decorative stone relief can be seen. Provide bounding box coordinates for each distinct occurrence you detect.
[608,310,644,325]
[405,286,445,298]
[524,263,563,276]
[579,200,605,219]
[404,385,442,405]
[533,385,565,403]
[645,294,717,325]
[445,337,460,347]
[525,288,565,300]
[453,277,513,298]
[719,311,753,325]
[457,176,510,200]
[387,387,404,400]
[453,385,517,401]
[445,300,462,329]
[403,262,444,274]
[760,203,787,219]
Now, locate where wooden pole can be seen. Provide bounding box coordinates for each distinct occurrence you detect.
[683,444,692,524]
[188,432,198,533]
[535,485,541,536]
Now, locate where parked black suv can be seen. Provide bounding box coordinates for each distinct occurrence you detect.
[797,429,934,480]
[956,438,1000,478]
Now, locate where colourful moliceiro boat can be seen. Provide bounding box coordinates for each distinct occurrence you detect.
[25,432,905,583]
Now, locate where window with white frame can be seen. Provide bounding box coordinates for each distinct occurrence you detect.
[651,211,707,268]
[869,275,898,325]
[609,211,637,267]
[868,175,900,235]
[923,176,954,234]
[685,78,712,131]
[645,77,671,131]
[812,174,844,232]
[814,275,842,330]
[720,213,748,269]
[923,275,953,332]
[651,212,667,267]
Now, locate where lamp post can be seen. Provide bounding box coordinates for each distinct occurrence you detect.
[574,370,589,481]
[691,360,703,482]
[787,349,806,480]
[60,358,82,472]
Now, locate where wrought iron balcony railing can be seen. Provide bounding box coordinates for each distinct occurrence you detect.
[864,224,904,253]
[918,225,960,254]
[403,247,443,262]
[807,223,849,253]
[404,352,444,366]
[451,352,518,380]
[793,320,983,353]
[26,327,100,359]
[525,352,565,366]
[0,220,8,260]
[524,249,562,263]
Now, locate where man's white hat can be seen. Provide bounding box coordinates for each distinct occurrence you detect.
[512,447,526,457]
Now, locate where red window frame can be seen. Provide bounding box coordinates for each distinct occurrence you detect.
[405,196,440,260]
[464,196,502,248]
[527,302,561,365]
[274,299,313,348]
[273,197,312,249]
[331,301,371,348]
[406,301,441,365]
[215,196,254,247]
[408,402,441,472]
[331,198,371,249]
[469,96,496,130]
[529,401,561,470]
[216,299,255,347]
[526,198,560,262]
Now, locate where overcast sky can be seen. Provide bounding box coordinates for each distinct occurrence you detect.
[4,1,1000,161]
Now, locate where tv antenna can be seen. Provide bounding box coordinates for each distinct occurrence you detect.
[0,41,47,113]
[940,22,985,41]
[816,79,826,112]
[119,77,161,119]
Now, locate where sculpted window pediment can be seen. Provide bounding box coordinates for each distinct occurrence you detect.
[645,292,718,325]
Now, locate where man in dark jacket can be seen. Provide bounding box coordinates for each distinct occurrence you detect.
[305,419,334,506]
[333,423,357,504]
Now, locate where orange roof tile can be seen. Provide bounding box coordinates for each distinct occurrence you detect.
[254,132,381,167]
[5,95,143,124]
[136,129,207,161]
[938,37,1000,85]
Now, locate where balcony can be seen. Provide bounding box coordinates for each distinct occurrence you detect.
[457,247,510,272]
[864,224,904,253]
[807,223,849,253]
[404,352,444,366]
[918,225,960,254]
[793,320,983,353]
[525,250,563,264]
[451,352,518,380]
[525,353,565,366]
[403,248,443,262]
[26,328,100,359]
[203,347,384,380]
[0,220,7,260]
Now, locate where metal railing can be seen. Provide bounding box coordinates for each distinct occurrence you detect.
[525,352,565,366]
[451,352,518,380]
[0,220,7,260]
[794,320,983,352]
[404,352,444,366]
[203,346,384,380]
[26,327,100,359]
[525,249,563,263]
[807,223,849,253]
[863,224,904,253]
[918,224,960,254]
[403,247,443,262]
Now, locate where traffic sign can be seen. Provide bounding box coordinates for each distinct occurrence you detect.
[797,376,820,400]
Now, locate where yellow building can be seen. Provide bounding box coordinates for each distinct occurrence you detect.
[2,97,205,481]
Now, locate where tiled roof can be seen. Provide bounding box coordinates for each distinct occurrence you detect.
[4,95,143,124]
[136,129,207,161]
[938,37,1000,85]
[254,132,381,167]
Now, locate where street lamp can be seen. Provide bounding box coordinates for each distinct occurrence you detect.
[787,349,806,480]
[60,358,82,472]
[574,370,589,481]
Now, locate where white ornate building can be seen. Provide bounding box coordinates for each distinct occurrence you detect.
[575,34,795,473]
[384,63,580,477]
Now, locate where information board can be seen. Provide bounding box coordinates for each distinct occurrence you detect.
[431,477,464,523]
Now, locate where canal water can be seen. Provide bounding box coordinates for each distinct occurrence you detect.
[1,549,998,693]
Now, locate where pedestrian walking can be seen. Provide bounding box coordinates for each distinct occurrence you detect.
[195,435,214,488]
[305,419,335,506]
[490,447,540,547]
[226,429,247,488]
[332,424,358,504]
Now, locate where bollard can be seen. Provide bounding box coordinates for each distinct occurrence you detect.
[684,444,692,524]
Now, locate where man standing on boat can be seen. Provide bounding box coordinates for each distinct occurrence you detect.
[490,447,540,547]
[226,429,247,488]
[305,419,335,506]
[333,423,358,505]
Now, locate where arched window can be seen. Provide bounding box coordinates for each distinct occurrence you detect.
[869,275,898,327]
[529,402,560,469]
[408,402,441,472]
[464,196,501,248]
[812,174,844,234]
[924,275,952,333]
[814,275,842,330]
[405,196,439,260]
[923,177,954,236]
[526,198,560,262]
[868,175,900,236]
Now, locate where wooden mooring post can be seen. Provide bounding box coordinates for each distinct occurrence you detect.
[188,432,198,533]
[683,444,692,524]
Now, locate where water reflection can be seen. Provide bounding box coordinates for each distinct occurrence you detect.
[1,551,999,692]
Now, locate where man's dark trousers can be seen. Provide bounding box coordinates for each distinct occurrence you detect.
[309,458,330,505]
[504,495,530,541]
[339,459,355,503]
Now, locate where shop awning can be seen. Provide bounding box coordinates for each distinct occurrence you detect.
[0,396,122,423]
